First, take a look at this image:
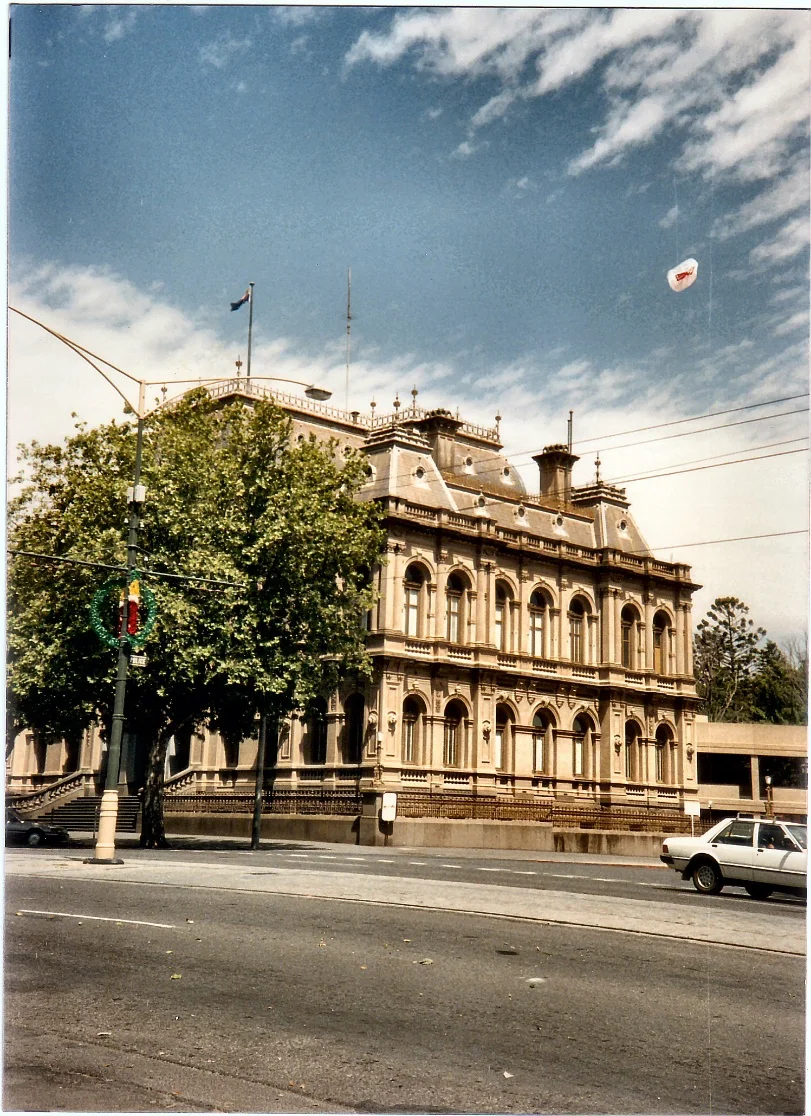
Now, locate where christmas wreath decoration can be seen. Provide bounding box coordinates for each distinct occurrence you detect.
[90,570,157,651]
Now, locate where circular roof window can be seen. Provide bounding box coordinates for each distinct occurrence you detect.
[553,514,564,527]
[465,456,474,468]
[477,495,486,508]
[517,505,526,518]
[415,465,426,481]
[618,519,628,532]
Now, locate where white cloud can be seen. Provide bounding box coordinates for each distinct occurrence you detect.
[273,7,321,29]
[659,205,679,230]
[772,311,810,338]
[103,10,137,43]
[347,8,809,215]
[749,216,810,266]
[199,35,252,69]
[451,140,484,160]
[713,162,809,240]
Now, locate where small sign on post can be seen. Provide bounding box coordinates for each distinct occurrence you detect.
[380,792,397,822]
[684,799,701,836]
[129,653,147,668]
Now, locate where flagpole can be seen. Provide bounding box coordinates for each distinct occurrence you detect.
[345,267,351,412]
[246,282,255,380]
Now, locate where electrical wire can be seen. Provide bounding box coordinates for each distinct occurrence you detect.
[631,529,807,555]
[604,446,808,488]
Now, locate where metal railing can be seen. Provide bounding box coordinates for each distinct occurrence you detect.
[163,790,363,816]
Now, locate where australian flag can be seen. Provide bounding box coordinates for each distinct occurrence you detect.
[230,288,250,312]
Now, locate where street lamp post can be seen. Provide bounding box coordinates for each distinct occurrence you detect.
[92,380,146,863]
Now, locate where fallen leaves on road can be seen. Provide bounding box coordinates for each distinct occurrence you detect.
[97,1032,112,1037]
[526,977,547,987]
[170,974,182,980]
[403,938,411,943]
[496,946,519,955]
[503,1071,514,1079]
[414,958,434,965]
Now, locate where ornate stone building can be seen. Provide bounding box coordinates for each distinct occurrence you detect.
[8,379,709,827]
[173,380,702,819]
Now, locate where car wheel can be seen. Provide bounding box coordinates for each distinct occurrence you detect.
[691,859,724,895]
[26,830,43,847]
[744,884,773,900]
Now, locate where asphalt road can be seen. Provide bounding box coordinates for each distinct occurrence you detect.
[109,838,808,912]
[3,842,806,1115]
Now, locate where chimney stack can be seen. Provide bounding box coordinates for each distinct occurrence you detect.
[533,444,580,504]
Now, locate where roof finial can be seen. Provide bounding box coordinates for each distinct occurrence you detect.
[393,393,401,413]
[161,384,167,402]
[595,452,601,484]
[411,385,418,411]
[235,355,243,378]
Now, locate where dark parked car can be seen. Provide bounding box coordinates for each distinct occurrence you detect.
[5,807,69,847]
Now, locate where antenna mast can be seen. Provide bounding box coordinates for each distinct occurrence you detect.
[345,267,352,411]
[567,410,573,453]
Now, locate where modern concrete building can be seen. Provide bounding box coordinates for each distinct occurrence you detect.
[695,718,807,823]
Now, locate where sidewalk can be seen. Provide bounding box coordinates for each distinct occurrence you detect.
[67,830,668,868]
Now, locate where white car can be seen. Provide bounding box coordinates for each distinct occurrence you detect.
[661,815,807,900]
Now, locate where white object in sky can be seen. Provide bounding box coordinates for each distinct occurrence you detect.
[667,258,698,292]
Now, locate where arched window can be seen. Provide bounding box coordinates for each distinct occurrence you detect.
[494,582,514,652]
[443,699,466,768]
[446,572,468,644]
[344,694,365,764]
[494,703,514,772]
[625,721,643,782]
[403,564,427,637]
[568,598,589,664]
[655,724,674,784]
[621,605,642,669]
[652,611,673,675]
[307,698,328,765]
[532,709,555,774]
[528,590,549,658]
[402,696,423,765]
[572,714,593,779]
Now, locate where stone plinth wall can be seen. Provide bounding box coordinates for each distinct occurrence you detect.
[164,811,669,856]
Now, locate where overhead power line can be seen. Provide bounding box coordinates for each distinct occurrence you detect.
[607,446,808,488]
[573,392,809,450]
[636,529,808,554]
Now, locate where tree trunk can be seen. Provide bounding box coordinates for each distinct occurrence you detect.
[139,731,171,848]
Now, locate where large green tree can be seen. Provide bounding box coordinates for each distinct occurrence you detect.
[693,596,807,725]
[8,391,385,845]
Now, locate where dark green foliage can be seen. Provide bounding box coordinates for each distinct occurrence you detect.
[693,597,807,725]
[7,391,385,845]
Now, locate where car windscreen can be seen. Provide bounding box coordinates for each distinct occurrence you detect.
[786,824,807,850]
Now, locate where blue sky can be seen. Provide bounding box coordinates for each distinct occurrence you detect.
[8,5,810,643]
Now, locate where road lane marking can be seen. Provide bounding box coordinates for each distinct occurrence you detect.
[476,867,501,872]
[287,854,310,858]
[591,877,625,883]
[317,855,337,859]
[16,909,175,929]
[510,871,537,876]
[549,873,579,879]
[342,857,366,862]
[408,861,426,865]
[441,864,463,869]
[376,859,395,863]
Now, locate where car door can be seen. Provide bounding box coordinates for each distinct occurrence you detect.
[708,819,755,883]
[753,822,806,889]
